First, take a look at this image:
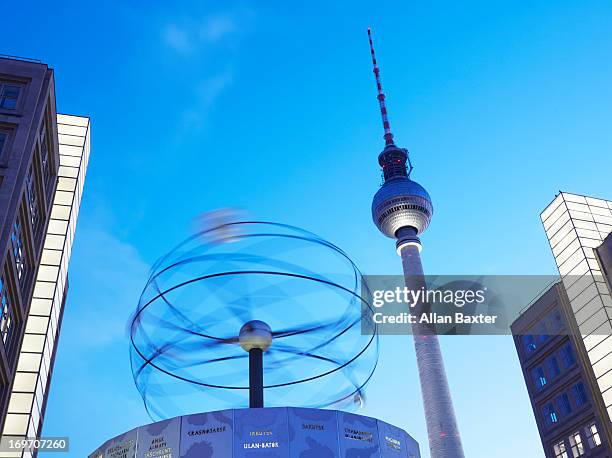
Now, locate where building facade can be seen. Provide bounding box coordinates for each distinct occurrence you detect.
[0,56,90,457]
[512,192,612,458]
[512,282,609,457]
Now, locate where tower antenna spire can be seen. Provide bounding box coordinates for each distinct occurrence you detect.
[368,28,395,146]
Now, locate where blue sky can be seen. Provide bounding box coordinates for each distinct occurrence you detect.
[4,0,612,456]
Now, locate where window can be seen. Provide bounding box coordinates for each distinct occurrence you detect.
[561,344,576,368]
[557,393,572,416]
[548,356,561,379]
[523,335,537,354]
[572,382,588,407]
[585,423,602,448]
[569,431,585,457]
[0,83,21,109]
[39,125,52,188]
[549,309,565,334]
[0,274,13,347]
[533,367,547,390]
[553,440,568,458]
[11,219,26,283]
[26,167,39,231]
[543,402,558,426]
[0,132,6,155]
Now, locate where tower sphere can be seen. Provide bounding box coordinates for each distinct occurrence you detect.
[371,177,433,238]
[239,320,273,352]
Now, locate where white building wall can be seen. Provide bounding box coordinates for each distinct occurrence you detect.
[0,115,90,457]
[542,192,612,421]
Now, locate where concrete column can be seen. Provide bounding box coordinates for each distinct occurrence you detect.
[399,241,465,458]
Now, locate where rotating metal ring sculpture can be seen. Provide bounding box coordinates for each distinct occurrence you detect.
[130,219,379,420]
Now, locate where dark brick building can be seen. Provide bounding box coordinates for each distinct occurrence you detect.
[0,56,59,432]
[512,282,610,457]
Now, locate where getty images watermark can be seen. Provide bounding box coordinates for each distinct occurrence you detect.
[372,284,490,323]
[360,275,604,336]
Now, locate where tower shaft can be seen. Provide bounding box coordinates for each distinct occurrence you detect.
[399,237,465,458]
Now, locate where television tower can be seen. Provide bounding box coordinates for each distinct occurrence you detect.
[367,28,465,458]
